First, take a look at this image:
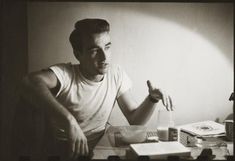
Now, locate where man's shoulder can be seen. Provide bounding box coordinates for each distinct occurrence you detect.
[48,62,79,79]
[50,62,74,67]
[49,62,78,71]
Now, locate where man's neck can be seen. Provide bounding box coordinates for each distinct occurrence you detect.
[79,66,104,82]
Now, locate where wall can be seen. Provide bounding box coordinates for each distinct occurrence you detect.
[28,2,233,128]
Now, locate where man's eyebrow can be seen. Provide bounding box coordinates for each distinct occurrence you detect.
[105,42,112,46]
[87,46,99,50]
[87,42,112,50]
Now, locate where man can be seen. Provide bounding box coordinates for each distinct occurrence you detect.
[20,18,173,160]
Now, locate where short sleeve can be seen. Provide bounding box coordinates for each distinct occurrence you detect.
[49,63,72,97]
[116,66,132,98]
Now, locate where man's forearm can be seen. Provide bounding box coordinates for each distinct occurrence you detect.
[128,96,157,125]
[20,76,75,124]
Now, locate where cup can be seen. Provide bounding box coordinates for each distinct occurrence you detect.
[157,127,169,141]
[156,110,174,141]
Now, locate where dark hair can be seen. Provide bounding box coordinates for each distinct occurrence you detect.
[69,19,110,54]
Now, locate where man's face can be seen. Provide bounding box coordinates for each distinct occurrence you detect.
[79,32,111,77]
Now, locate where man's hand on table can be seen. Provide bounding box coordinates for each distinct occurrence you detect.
[51,116,89,160]
[66,117,89,159]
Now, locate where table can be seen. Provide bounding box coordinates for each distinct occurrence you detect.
[92,126,128,159]
[92,126,234,160]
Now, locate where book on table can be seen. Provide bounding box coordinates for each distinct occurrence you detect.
[178,120,225,137]
[129,141,191,159]
[178,120,226,147]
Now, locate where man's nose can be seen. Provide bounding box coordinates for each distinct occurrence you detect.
[99,49,107,60]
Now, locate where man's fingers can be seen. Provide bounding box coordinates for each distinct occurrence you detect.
[73,139,80,160]
[147,80,161,100]
[165,95,170,111]
[85,143,89,156]
[158,89,166,108]
[79,141,84,156]
[162,95,167,110]
[73,140,78,159]
[68,140,76,159]
[82,141,89,156]
[169,96,173,111]
[147,80,154,91]
[81,140,88,156]
[82,142,89,156]
[73,140,88,158]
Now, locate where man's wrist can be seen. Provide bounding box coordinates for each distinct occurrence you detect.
[148,94,159,103]
[65,113,77,125]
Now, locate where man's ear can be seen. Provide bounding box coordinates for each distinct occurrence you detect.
[74,49,81,61]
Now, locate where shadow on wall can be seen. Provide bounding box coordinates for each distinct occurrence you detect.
[120,3,233,65]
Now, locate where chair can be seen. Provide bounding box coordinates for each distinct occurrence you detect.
[11,98,52,161]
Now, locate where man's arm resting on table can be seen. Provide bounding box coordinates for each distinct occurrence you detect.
[117,80,173,125]
[20,70,89,158]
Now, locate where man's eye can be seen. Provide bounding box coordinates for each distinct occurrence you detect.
[90,49,98,54]
[105,46,111,50]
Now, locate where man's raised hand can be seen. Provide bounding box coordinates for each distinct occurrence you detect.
[147,80,173,111]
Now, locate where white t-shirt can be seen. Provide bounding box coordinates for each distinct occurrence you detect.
[49,63,132,141]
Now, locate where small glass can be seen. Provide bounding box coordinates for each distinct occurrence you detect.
[156,109,174,141]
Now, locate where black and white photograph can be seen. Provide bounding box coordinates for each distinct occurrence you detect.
[1,1,234,161]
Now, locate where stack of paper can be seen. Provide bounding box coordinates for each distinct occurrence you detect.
[178,120,225,137]
[129,142,191,159]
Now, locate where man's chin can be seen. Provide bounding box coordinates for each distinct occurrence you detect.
[97,67,108,75]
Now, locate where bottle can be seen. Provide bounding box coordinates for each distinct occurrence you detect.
[168,111,178,141]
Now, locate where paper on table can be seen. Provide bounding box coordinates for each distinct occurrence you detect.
[130,142,191,158]
[178,120,225,136]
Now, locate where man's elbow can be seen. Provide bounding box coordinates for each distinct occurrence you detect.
[127,112,146,126]
[21,74,36,88]
[20,74,42,95]
[22,73,43,85]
